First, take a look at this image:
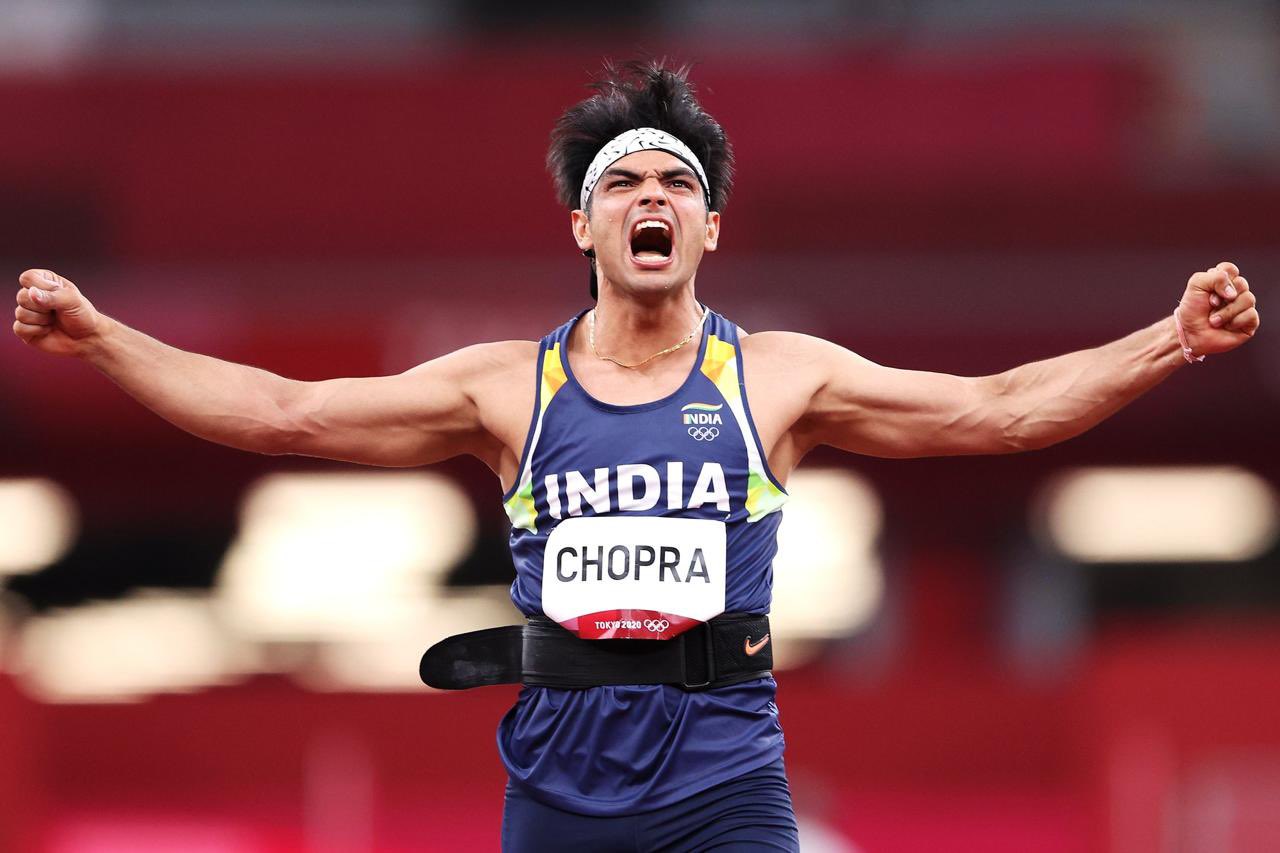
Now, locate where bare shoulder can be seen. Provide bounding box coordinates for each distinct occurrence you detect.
[737,331,837,479]
[739,329,833,368]
[424,338,539,422]
[392,339,538,482]
[739,330,836,401]
[462,341,541,413]
[392,340,537,416]
[454,341,540,461]
[395,338,538,433]
[410,339,539,382]
[467,339,541,366]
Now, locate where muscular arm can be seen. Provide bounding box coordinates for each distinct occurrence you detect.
[13,269,522,469]
[84,318,502,465]
[792,319,1182,458]
[784,263,1260,460]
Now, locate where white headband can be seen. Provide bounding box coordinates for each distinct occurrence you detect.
[579,127,711,211]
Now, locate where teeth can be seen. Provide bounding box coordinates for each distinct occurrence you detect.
[634,220,670,235]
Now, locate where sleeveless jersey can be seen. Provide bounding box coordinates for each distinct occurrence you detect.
[497,307,789,816]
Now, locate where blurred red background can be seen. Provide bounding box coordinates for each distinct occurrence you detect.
[2,9,1278,852]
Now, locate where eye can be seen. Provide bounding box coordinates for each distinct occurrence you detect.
[669,179,690,189]
[608,179,632,189]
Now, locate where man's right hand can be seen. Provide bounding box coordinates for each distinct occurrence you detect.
[13,269,104,358]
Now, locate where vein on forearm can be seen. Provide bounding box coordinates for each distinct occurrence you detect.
[996,319,1181,452]
[88,321,300,453]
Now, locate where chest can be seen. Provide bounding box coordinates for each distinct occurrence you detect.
[534,378,745,511]
[566,344,702,407]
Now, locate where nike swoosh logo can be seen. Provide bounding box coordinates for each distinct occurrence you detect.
[744,633,771,656]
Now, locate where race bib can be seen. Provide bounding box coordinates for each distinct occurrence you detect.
[543,516,727,640]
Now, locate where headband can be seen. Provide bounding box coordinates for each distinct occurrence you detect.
[579,127,711,211]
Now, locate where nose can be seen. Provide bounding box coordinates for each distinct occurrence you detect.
[638,177,667,207]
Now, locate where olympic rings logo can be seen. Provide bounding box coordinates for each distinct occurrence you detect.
[643,619,671,633]
[687,426,719,441]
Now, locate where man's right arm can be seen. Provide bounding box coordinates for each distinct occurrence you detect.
[12,269,517,469]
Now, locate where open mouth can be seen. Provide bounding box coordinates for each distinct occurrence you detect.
[629,219,673,266]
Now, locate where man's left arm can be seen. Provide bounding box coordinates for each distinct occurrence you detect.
[790,262,1259,459]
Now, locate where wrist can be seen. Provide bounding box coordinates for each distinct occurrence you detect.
[1172,305,1205,364]
[72,315,119,363]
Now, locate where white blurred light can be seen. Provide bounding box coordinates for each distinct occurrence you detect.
[0,478,78,576]
[303,590,520,692]
[15,591,254,703]
[771,469,884,660]
[217,472,476,641]
[1038,466,1279,563]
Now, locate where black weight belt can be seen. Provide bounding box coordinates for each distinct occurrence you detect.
[420,613,772,691]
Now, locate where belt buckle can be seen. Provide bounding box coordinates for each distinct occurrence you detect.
[680,623,716,690]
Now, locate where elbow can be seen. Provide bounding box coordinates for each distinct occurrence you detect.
[262,424,305,456]
[271,405,320,456]
[194,413,299,457]
[981,375,1042,454]
[232,415,304,457]
[997,402,1081,454]
[256,382,315,456]
[997,411,1043,454]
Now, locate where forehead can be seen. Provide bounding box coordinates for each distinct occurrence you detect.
[607,148,695,175]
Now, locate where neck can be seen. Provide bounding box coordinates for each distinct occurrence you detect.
[590,281,704,365]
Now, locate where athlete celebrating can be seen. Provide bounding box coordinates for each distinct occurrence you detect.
[12,61,1261,851]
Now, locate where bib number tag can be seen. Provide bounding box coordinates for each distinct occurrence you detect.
[542,516,727,640]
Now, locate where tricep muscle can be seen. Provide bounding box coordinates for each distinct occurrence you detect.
[785,336,1012,459]
[279,343,515,468]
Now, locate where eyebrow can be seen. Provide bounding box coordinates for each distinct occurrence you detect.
[601,166,700,185]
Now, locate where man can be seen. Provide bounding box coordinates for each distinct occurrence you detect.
[12,60,1261,851]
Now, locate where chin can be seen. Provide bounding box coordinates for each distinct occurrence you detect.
[625,256,693,289]
[620,272,685,295]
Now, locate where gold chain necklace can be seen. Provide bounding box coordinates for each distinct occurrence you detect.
[588,304,708,370]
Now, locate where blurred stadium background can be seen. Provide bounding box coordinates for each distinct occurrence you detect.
[2,1,1279,851]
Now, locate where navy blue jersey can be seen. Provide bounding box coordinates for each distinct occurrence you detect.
[497,308,789,816]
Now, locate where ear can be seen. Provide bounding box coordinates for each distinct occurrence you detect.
[703,211,721,253]
[571,209,593,253]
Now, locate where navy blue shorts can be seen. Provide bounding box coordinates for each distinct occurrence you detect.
[500,758,800,852]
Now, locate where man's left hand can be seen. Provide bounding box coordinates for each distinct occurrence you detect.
[1178,261,1261,357]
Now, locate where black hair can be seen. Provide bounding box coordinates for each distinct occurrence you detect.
[547,60,735,298]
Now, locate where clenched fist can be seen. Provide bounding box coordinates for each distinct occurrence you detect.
[1178,262,1261,358]
[12,269,104,358]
